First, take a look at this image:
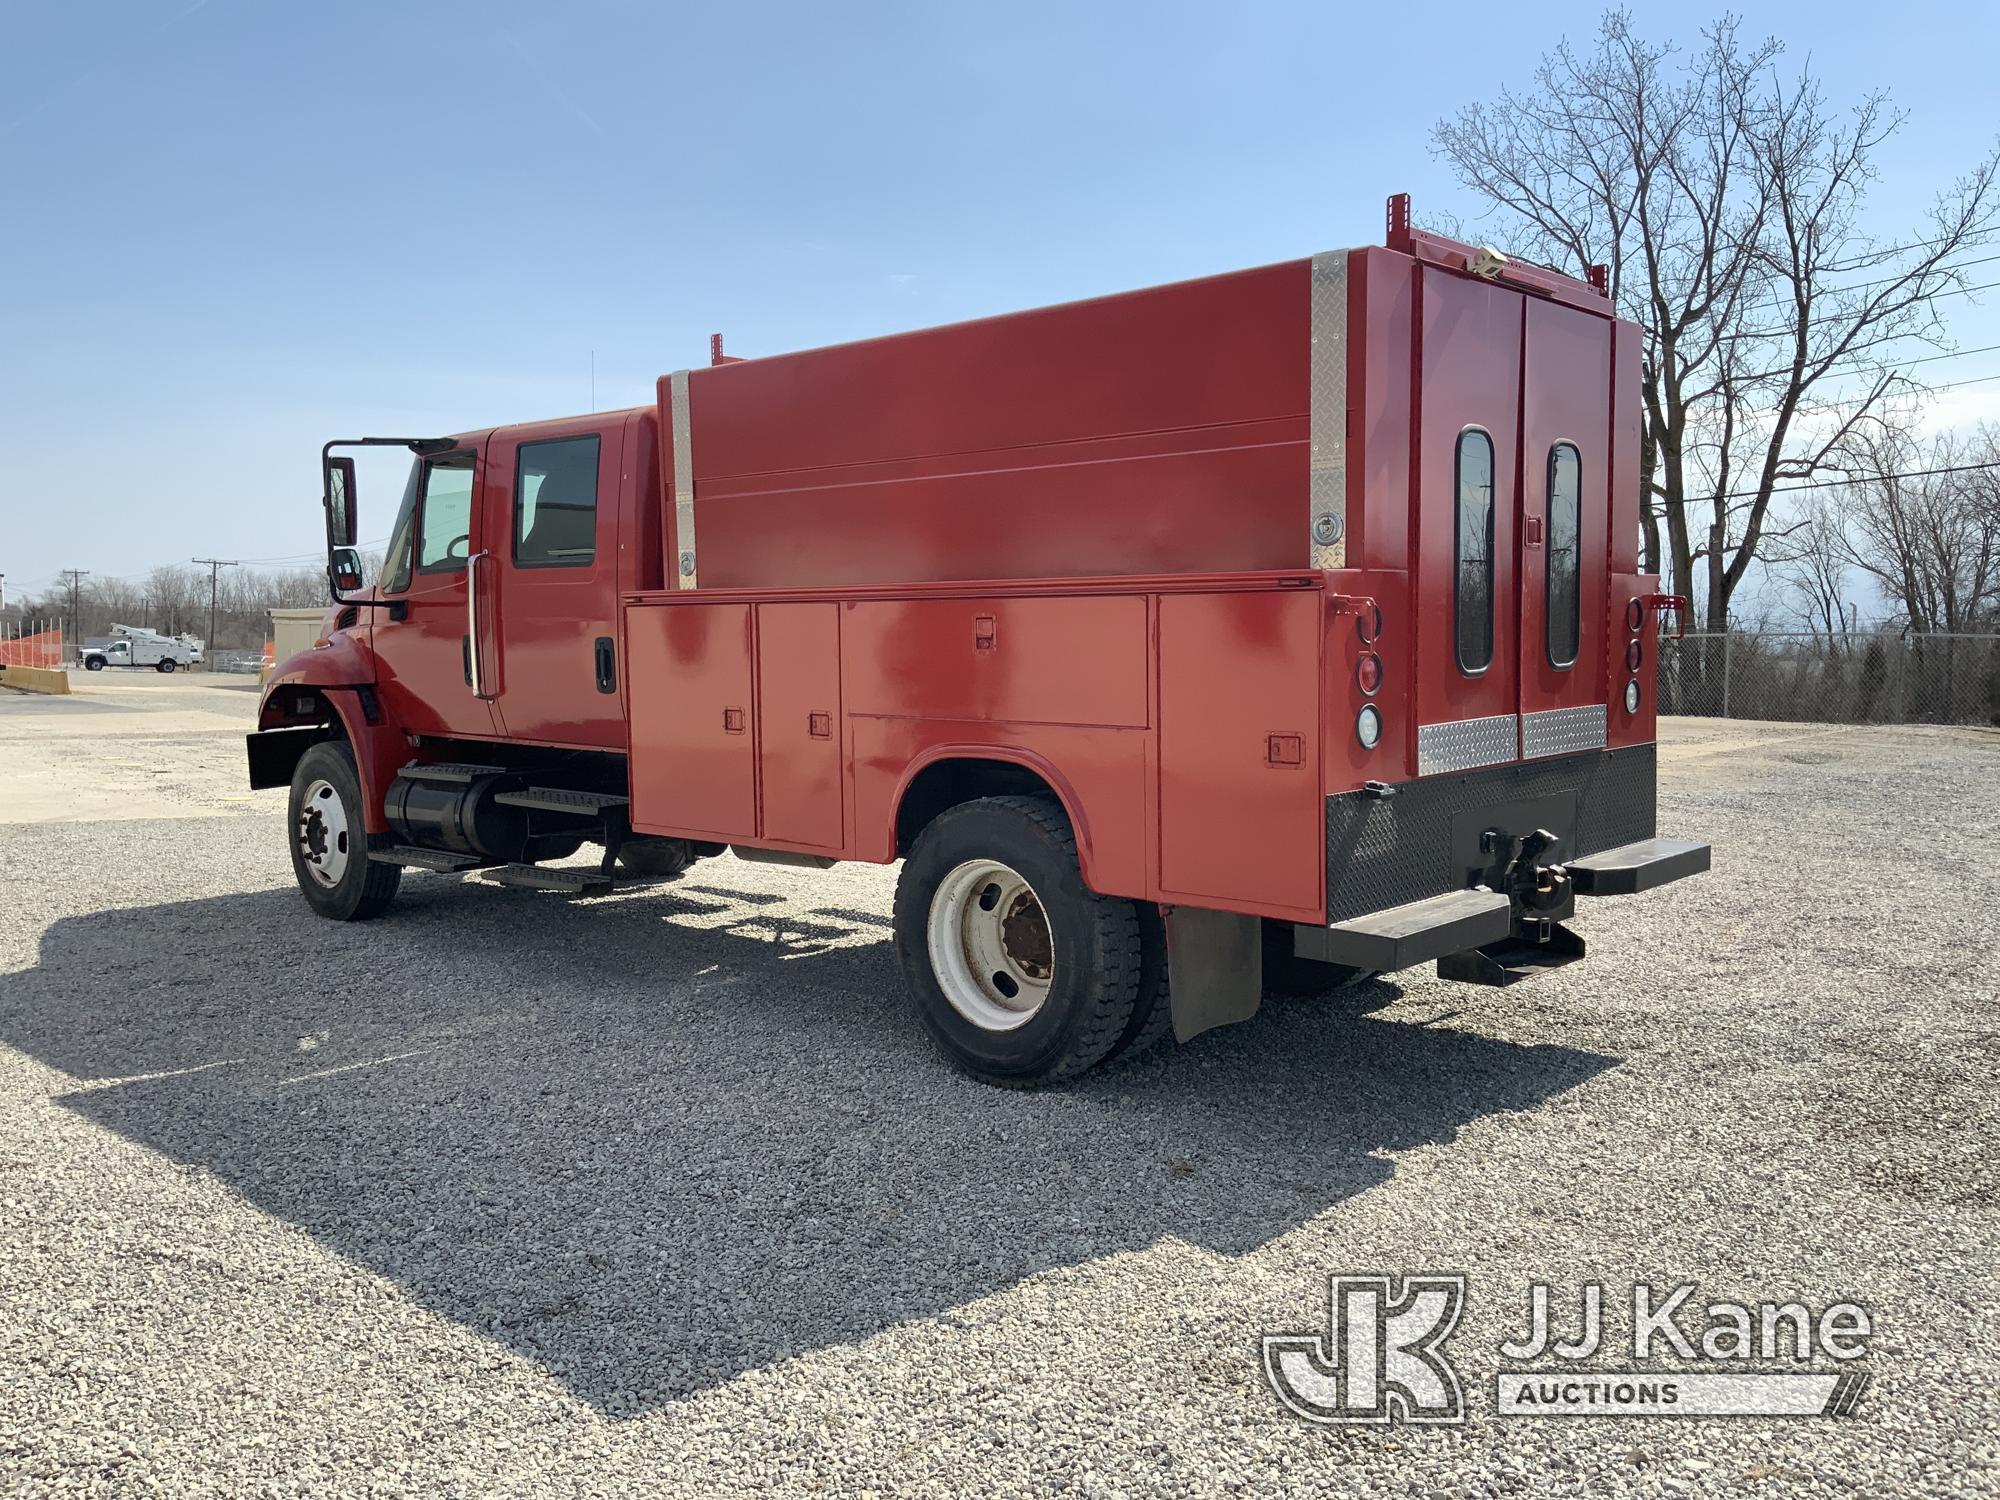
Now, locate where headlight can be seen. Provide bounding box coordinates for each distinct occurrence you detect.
[1624,679,1641,714]
[1356,705,1383,749]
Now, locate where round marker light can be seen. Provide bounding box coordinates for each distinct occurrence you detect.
[1624,678,1641,715]
[1356,651,1384,696]
[1356,602,1383,645]
[1626,639,1644,672]
[1356,705,1383,750]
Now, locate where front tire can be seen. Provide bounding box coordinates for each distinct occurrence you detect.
[84,658,104,671]
[893,795,1143,1087]
[288,739,400,921]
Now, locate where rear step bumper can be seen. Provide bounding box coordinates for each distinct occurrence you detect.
[1567,837,1711,895]
[1296,888,1513,972]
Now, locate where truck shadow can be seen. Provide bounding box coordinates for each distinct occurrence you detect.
[0,876,1617,1415]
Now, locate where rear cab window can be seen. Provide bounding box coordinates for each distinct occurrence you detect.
[514,436,601,567]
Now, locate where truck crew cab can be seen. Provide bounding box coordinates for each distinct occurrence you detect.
[249,197,1707,1086]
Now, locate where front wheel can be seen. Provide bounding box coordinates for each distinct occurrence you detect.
[84,658,105,671]
[893,795,1144,1087]
[289,739,400,921]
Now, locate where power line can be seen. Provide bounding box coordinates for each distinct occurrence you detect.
[57,569,88,654]
[1699,458,2000,505]
[191,558,240,670]
[1717,273,2000,344]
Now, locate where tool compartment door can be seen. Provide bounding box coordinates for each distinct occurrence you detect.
[1412,272,1523,775]
[1517,298,1611,759]
[625,602,756,839]
[1157,589,1323,918]
[756,602,843,850]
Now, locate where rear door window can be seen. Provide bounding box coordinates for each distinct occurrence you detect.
[514,436,601,567]
[1455,429,1495,673]
[1546,443,1581,667]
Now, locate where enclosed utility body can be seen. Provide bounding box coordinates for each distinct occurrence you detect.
[253,197,1706,1085]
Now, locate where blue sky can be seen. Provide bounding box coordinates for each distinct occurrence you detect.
[3,0,1997,601]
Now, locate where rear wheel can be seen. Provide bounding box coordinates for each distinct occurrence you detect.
[894,795,1143,1086]
[618,836,695,880]
[156,659,176,673]
[289,739,400,921]
[1260,918,1372,996]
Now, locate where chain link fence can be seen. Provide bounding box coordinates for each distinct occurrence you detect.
[1658,631,2000,726]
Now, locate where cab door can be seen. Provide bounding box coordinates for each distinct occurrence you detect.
[481,419,625,748]
[1411,270,1522,777]
[1517,299,1611,759]
[370,443,501,740]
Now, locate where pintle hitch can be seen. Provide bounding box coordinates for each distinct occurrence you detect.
[1436,825,1588,987]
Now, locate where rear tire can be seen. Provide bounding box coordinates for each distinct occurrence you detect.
[156,659,176,673]
[289,739,400,921]
[617,837,695,880]
[894,795,1142,1087]
[1260,918,1372,996]
[1105,902,1174,1064]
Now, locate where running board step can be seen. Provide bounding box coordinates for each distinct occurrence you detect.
[485,863,615,896]
[1437,923,1587,987]
[1296,887,1513,973]
[371,845,483,873]
[492,788,630,815]
[1568,837,1711,896]
[396,761,510,784]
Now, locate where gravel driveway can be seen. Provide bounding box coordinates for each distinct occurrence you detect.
[1,694,1995,1497]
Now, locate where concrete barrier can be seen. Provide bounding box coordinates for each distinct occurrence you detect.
[0,664,72,695]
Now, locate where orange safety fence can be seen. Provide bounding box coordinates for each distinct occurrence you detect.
[0,627,64,669]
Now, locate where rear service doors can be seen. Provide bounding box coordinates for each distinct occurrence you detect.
[1411,270,1612,775]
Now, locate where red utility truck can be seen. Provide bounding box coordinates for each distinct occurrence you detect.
[250,196,1707,1086]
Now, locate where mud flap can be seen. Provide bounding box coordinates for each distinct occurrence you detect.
[1164,906,1262,1043]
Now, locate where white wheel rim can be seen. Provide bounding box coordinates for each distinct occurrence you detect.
[926,858,1055,1031]
[297,777,351,889]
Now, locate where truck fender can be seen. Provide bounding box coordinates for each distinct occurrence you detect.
[887,744,1103,890]
[251,637,403,834]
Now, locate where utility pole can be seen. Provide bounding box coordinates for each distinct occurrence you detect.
[57,569,89,663]
[191,558,239,671]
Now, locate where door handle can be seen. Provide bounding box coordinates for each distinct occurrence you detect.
[466,550,489,698]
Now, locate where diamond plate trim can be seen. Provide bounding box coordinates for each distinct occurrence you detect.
[1416,713,1519,776]
[669,369,697,588]
[1309,250,1351,569]
[1326,745,1658,922]
[1521,703,1607,760]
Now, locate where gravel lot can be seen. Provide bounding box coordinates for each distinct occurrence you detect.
[2,676,1996,1497]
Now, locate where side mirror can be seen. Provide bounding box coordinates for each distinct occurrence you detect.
[330,546,365,596]
[324,456,358,548]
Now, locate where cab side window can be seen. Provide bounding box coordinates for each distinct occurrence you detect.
[514,436,600,567]
[1455,428,1496,673]
[417,455,476,573]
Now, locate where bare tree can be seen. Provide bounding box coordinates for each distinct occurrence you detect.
[1433,10,2000,627]
[1840,427,2000,633]
[1765,492,1856,643]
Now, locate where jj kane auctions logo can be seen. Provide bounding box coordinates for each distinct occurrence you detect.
[1263,1275,1873,1424]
